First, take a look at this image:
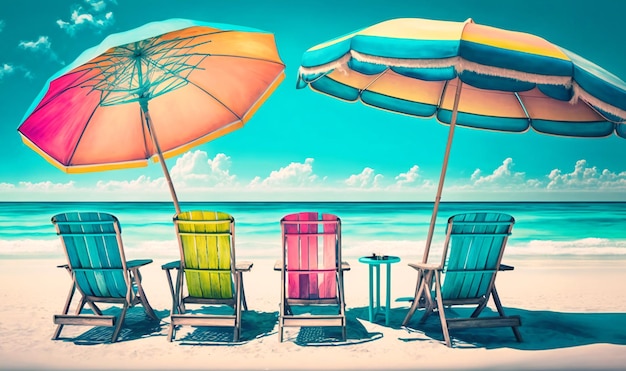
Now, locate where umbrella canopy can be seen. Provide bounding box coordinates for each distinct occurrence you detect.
[296,17,626,261]
[18,18,286,213]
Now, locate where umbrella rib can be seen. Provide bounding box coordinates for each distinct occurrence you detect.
[193,52,286,65]
[76,32,219,105]
[21,69,95,118]
[189,80,243,121]
[572,83,626,123]
[66,93,103,168]
[359,68,391,95]
[20,68,106,168]
[513,92,532,125]
[434,80,451,120]
[139,108,152,160]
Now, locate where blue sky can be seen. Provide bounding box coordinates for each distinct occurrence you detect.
[1,0,626,202]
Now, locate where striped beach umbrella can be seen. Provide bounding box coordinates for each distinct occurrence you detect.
[296,17,626,260]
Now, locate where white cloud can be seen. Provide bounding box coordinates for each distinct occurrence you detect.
[170,150,236,187]
[249,158,318,188]
[0,20,5,33]
[18,180,76,191]
[18,36,51,52]
[457,157,626,194]
[345,167,383,188]
[86,0,112,12]
[470,157,527,188]
[57,1,115,35]
[547,159,626,190]
[0,64,14,79]
[18,36,61,64]
[96,175,165,191]
[394,165,420,187]
[5,153,626,202]
[0,63,33,81]
[0,182,15,190]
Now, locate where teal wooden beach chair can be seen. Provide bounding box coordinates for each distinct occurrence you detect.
[162,210,253,342]
[51,212,158,343]
[401,212,522,347]
[277,212,349,342]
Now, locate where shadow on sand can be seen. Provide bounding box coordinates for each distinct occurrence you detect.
[289,309,383,346]
[174,309,278,345]
[393,306,626,350]
[60,306,169,345]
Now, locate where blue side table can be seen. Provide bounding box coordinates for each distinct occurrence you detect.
[358,255,401,326]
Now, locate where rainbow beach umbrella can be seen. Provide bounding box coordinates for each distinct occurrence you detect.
[296,17,626,260]
[18,18,286,213]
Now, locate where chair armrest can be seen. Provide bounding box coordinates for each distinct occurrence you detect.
[499,264,514,271]
[127,259,153,269]
[408,262,441,271]
[161,260,180,270]
[57,264,71,275]
[236,261,253,272]
[273,260,350,271]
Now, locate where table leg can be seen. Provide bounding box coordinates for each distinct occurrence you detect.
[385,263,391,326]
[375,264,381,316]
[368,264,374,322]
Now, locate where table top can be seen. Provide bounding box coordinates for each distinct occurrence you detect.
[358,255,401,265]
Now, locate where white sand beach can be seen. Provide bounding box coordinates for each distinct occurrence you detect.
[1,256,625,371]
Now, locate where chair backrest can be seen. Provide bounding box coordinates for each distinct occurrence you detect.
[174,210,236,300]
[439,212,514,301]
[281,212,341,300]
[51,212,129,299]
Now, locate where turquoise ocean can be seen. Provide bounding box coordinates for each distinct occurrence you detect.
[1,201,625,260]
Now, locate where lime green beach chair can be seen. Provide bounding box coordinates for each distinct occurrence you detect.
[277,212,349,342]
[51,212,158,343]
[402,212,522,347]
[162,210,252,342]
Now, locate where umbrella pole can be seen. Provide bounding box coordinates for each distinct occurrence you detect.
[142,107,182,215]
[422,80,463,263]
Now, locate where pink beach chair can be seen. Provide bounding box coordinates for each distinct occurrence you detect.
[277,212,349,342]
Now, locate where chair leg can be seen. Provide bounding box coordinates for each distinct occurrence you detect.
[52,322,64,341]
[139,294,158,321]
[402,270,431,326]
[434,272,452,347]
[234,274,243,342]
[175,270,186,314]
[135,280,158,321]
[239,274,248,311]
[491,287,523,342]
[52,284,77,340]
[419,287,436,324]
[111,302,129,343]
[338,274,347,342]
[470,299,489,318]
[76,291,101,315]
[75,296,88,314]
[164,268,178,315]
[402,273,423,326]
[167,322,176,342]
[278,299,284,342]
[470,285,492,318]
